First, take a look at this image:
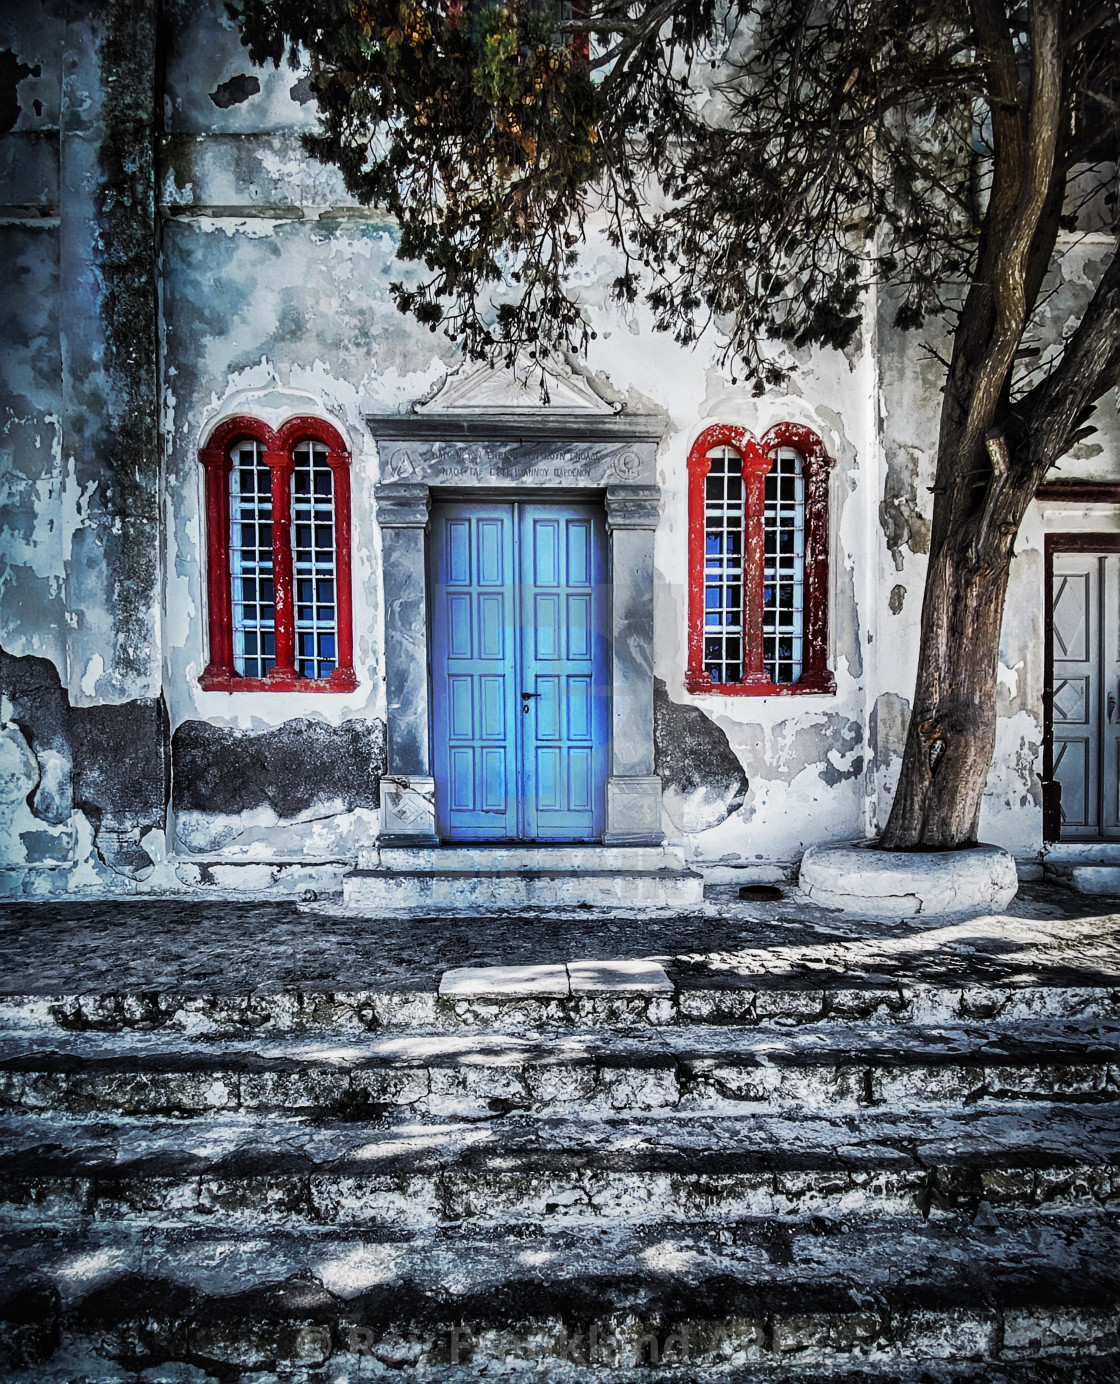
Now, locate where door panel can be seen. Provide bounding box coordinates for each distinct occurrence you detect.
[519,504,608,841]
[431,499,608,841]
[431,504,519,840]
[1104,555,1120,835]
[1050,551,1120,840]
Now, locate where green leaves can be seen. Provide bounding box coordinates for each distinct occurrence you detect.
[229,0,1118,383]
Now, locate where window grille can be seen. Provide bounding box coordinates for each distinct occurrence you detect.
[703,445,744,684]
[201,414,355,693]
[292,441,337,679]
[762,445,805,684]
[229,439,276,678]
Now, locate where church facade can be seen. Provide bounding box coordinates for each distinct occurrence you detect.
[2,0,1118,899]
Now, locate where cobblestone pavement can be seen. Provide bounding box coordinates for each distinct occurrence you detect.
[0,881,1117,995]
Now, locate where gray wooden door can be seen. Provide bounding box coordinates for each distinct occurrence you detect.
[1050,552,1120,839]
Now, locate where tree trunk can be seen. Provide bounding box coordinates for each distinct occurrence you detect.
[880,0,1069,851]
[879,496,1017,850]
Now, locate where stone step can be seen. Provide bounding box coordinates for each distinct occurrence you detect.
[1045,843,1120,864]
[2,978,1115,1037]
[2,1107,1117,1229]
[360,843,688,872]
[2,1220,1119,1380]
[342,866,705,910]
[1070,866,1120,896]
[0,1022,1115,1119]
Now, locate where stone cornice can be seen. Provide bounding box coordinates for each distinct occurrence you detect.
[366,412,666,443]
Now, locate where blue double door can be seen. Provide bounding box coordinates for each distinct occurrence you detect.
[431,499,609,841]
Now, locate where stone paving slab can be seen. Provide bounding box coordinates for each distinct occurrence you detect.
[439,960,673,998]
[440,964,571,997]
[0,883,1117,998]
[567,959,673,993]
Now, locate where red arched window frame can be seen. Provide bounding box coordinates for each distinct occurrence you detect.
[199,414,356,692]
[686,421,835,696]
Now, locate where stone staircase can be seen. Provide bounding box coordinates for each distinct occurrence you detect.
[343,844,705,910]
[1,963,1118,1382]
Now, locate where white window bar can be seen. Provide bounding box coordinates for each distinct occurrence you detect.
[703,444,744,683]
[762,445,805,683]
[229,439,276,678]
[292,441,337,679]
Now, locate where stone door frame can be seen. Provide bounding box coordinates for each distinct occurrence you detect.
[368,408,666,846]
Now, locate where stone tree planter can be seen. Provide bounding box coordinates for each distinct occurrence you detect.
[798,840,1018,919]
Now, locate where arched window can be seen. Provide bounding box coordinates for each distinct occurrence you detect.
[199,415,356,692]
[686,422,834,696]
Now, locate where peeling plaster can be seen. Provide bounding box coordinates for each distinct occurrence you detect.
[654,678,747,834]
[209,74,260,109]
[171,717,387,856]
[880,447,931,570]
[3,2,1112,894]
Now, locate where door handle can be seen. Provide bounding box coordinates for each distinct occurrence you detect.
[1109,692,1117,723]
[521,692,540,699]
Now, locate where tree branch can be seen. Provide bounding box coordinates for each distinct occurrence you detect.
[1015,243,1120,471]
[954,0,1064,462]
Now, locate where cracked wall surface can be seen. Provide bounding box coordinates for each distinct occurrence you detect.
[1,0,1117,893]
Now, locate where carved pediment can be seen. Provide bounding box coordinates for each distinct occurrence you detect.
[415,357,619,416]
[367,353,664,449]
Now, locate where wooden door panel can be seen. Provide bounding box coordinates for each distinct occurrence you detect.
[1049,549,1120,841]
[431,503,519,840]
[1103,555,1120,836]
[519,504,608,841]
[433,499,607,842]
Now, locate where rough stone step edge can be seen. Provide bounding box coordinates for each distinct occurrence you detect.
[3,1041,1117,1076]
[1,983,1116,1034]
[341,868,705,911]
[3,1058,1118,1118]
[360,844,689,871]
[3,1301,1118,1375]
[3,1160,1117,1225]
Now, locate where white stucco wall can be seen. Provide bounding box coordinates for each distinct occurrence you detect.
[3,0,1117,891]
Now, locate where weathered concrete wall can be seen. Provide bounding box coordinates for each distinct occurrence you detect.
[654,679,748,835]
[172,717,386,855]
[156,0,440,870]
[1,2,168,893]
[3,0,1116,892]
[1,3,65,675]
[1,648,167,882]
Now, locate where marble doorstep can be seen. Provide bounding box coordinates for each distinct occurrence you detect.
[439,959,672,998]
